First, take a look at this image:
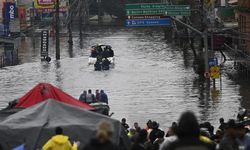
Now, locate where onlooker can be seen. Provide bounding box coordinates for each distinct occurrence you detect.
[131,129,148,150]
[219,118,226,131]
[43,127,79,150]
[79,90,87,103]
[100,90,108,104]
[236,123,250,150]
[163,111,215,150]
[219,119,239,150]
[160,124,178,150]
[134,122,141,133]
[153,130,165,150]
[82,120,118,150]
[121,118,129,133]
[149,121,161,144]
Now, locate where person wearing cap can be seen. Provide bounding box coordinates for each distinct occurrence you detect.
[236,123,250,150]
[219,119,239,150]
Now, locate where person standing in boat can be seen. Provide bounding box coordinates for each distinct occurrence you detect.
[90,46,98,58]
[107,46,114,57]
[94,58,102,71]
[100,90,108,104]
[86,89,95,104]
[79,90,87,103]
[95,89,101,102]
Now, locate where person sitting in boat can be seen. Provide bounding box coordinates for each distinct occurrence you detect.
[94,58,102,71]
[102,47,109,58]
[96,45,103,57]
[79,90,87,103]
[106,46,114,57]
[100,90,108,104]
[90,46,98,58]
[102,57,110,70]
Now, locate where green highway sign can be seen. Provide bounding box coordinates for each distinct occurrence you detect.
[126,3,191,16]
[126,9,166,15]
[126,3,167,10]
[165,10,191,16]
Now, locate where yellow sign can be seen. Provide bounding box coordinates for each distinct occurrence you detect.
[34,0,55,9]
[210,66,220,79]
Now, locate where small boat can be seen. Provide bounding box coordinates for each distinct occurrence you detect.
[88,45,115,68]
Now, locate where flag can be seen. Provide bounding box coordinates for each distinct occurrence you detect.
[12,144,24,150]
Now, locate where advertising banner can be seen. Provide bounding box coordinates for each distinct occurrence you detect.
[4,2,17,22]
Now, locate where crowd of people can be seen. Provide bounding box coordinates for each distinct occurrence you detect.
[8,110,249,150]
[79,89,108,104]
[120,111,250,150]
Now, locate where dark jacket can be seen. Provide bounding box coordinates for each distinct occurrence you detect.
[100,92,108,104]
[82,139,119,150]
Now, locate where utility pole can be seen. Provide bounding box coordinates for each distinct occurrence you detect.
[68,0,73,45]
[171,17,210,80]
[55,0,60,60]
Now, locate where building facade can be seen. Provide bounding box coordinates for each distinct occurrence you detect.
[238,0,250,54]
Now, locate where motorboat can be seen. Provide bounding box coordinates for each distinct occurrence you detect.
[88,45,115,68]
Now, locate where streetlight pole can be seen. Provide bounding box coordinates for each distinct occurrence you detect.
[97,0,101,25]
[55,0,60,60]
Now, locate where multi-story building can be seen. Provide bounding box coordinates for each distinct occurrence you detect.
[238,0,250,54]
[0,1,3,22]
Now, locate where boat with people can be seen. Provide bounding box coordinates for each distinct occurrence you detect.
[88,44,115,71]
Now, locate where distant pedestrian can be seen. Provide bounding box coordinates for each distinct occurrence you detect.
[95,89,101,102]
[100,90,108,104]
[43,127,79,150]
[82,120,119,150]
[79,90,87,103]
[86,89,95,104]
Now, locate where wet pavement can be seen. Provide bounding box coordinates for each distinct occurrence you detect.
[0,26,248,129]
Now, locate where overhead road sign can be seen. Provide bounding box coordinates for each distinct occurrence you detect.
[126,9,166,15]
[165,11,191,16]
[126,3,167,10]
[127,15,168,20]
[165,5,191,16]
[126,18,172,27]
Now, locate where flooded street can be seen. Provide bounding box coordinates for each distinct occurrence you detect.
[0,26,247,129]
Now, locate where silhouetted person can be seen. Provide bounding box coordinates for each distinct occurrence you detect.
[121,118,129,133]
[219,118,226,131]
[163,111,215,150]
[86,89,95,104]
[94,58,102,71]
[100,90,108,104]
[79,90,87,103]
[95,89,101,102]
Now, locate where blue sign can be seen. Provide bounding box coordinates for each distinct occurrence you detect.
[126,18,171,27]
[5,2,17,22]
[209,57,218,66]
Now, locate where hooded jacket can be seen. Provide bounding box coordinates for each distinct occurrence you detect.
[43,135,77,150]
